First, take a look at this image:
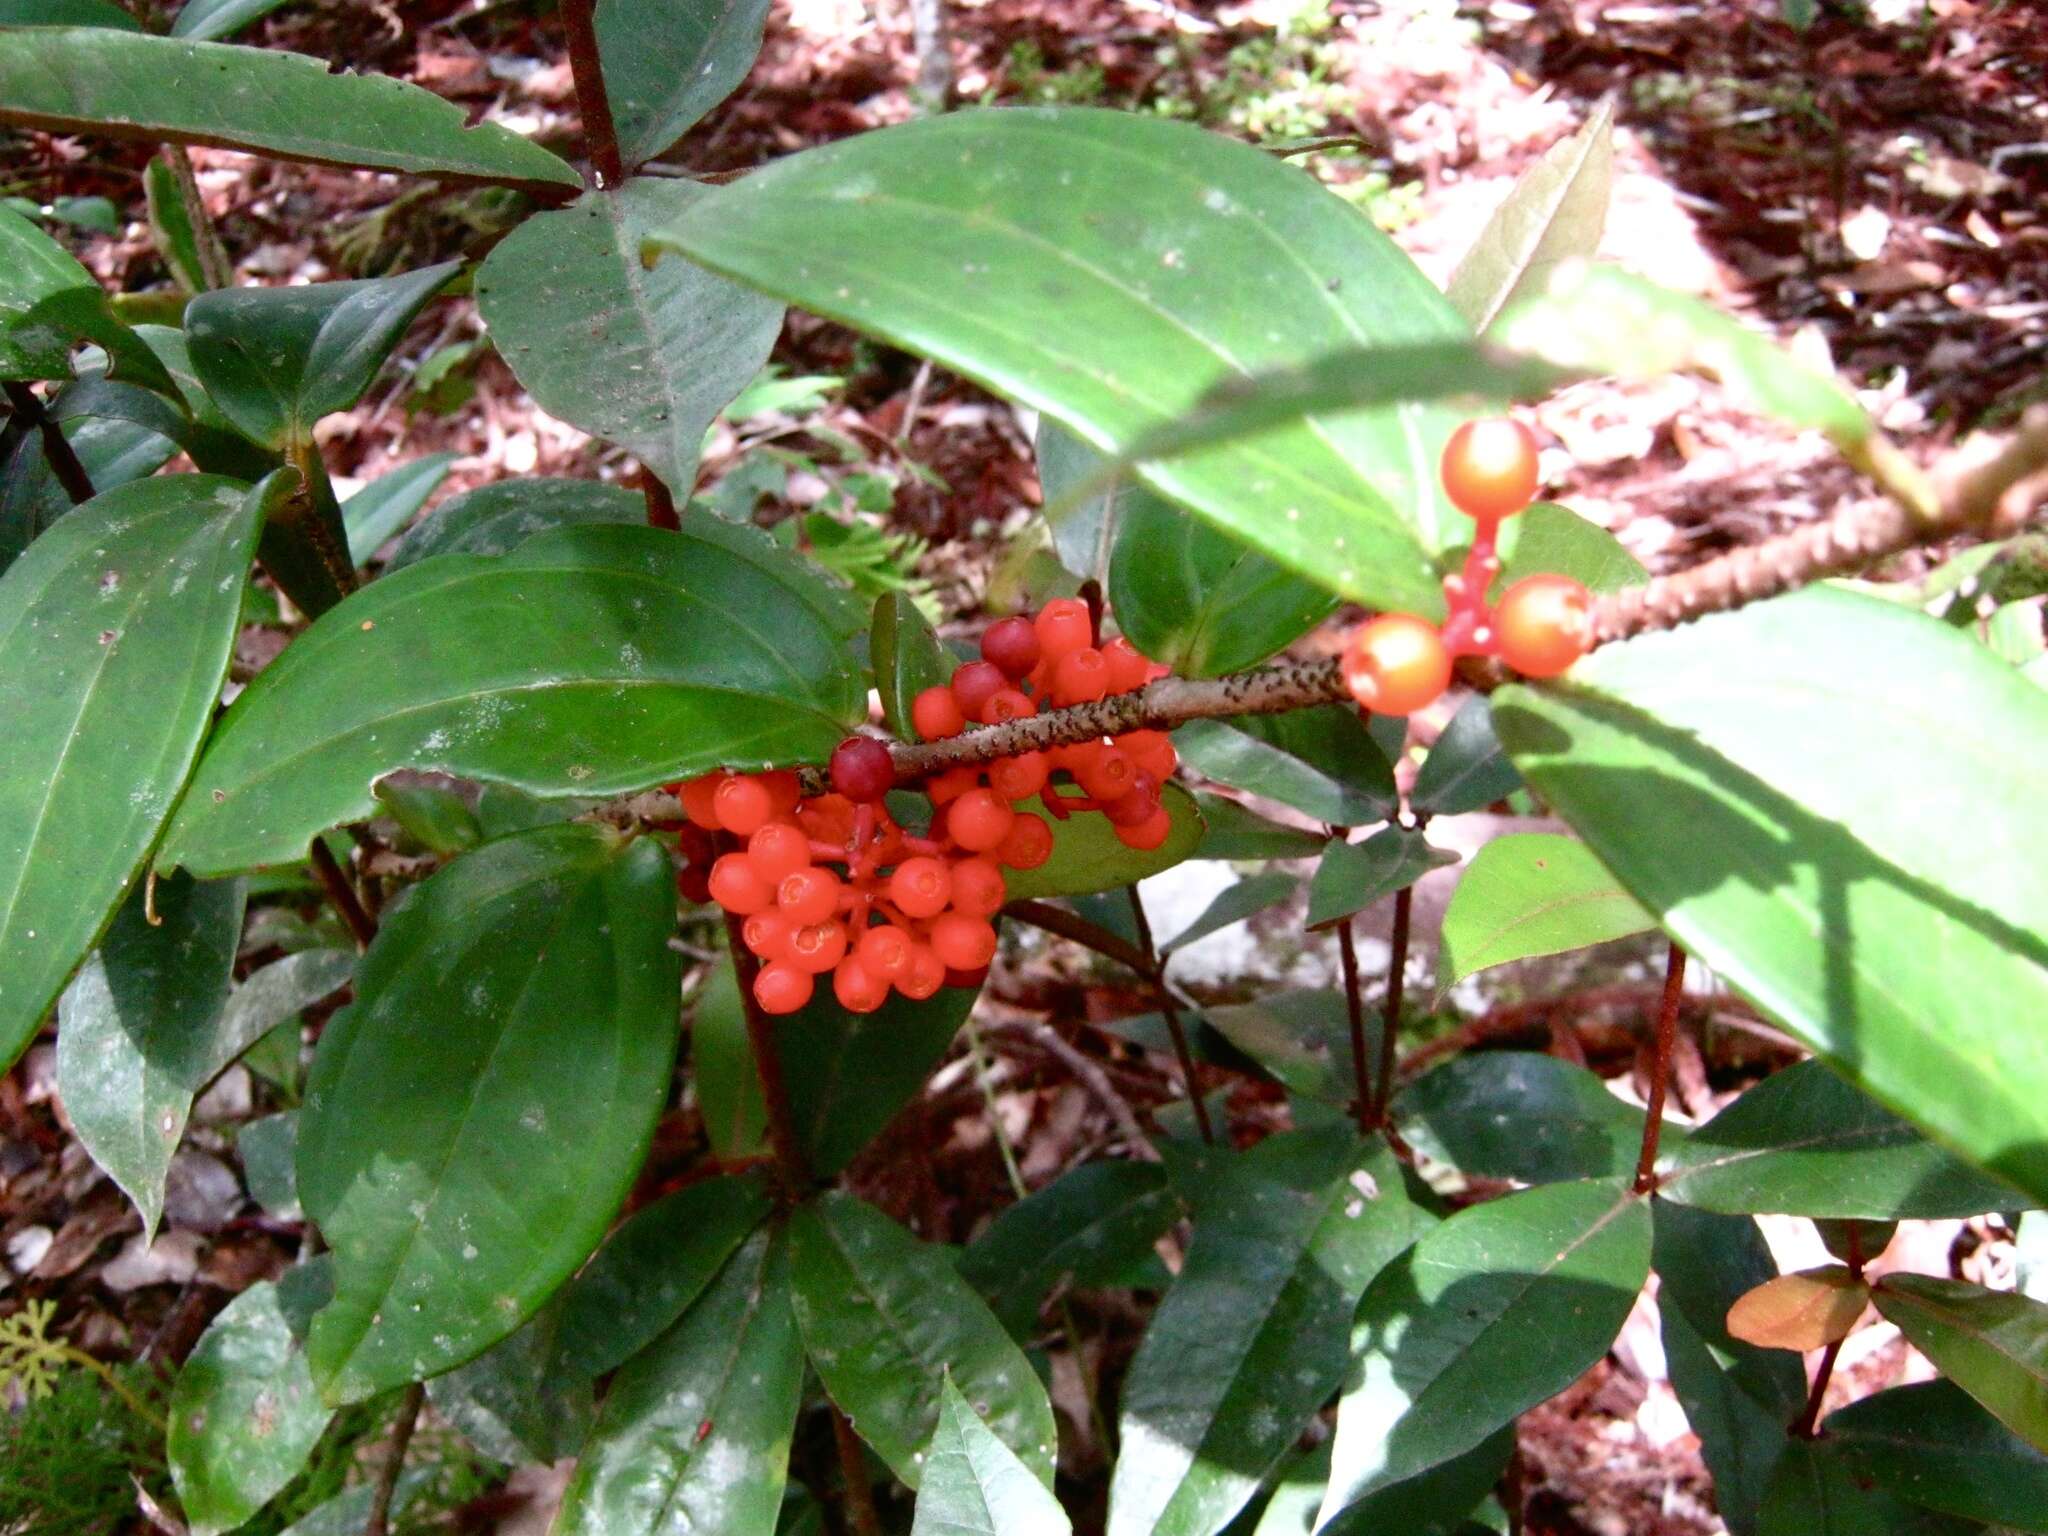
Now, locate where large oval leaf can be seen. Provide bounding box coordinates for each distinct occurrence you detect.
[1437,832,1654,989]
[477,179,782,493]
[383,475,642,571]
[0,30,580,191]
[1828,1379,2048,1532]
[0,471,266,1069]
[999,782,1204,902]
[2,203,176,393]
[913,1376,1074,1536]
[1394,1052,1645,1185]
[594,0,771,169]
[296,824,680,1402]
[1493,587,2048,1206]
[1872,1274,2048,1453]
[646,108,1477,614]
[159,518,864,875]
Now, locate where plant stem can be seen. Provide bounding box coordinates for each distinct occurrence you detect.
[3,382,96,505]
[1368,885,1412,1128]
[720,907,812,1198]
[1336,919,1372,1136]
[363,1382,424,1536]
[309,838,376,950]
[559,0,626,188]
[1792,1337,1844,1440]
[1002,897,1158,978]
[1632,942,1687,1195]
[1127,886,1214,1144]
[829,1403,883,1536]
[157,145,232,290]
[638,464,679,529]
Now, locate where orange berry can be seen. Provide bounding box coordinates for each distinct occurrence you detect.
[856,922,914,980]
[1073,745,1136,802]
[898,941,946,1000]
[926,766,982,805]
[742,909,795,961]
[1102,777,1161,827]
[679,773,727,831]
[997,811,1053,870]
[777,866,842,926]
[759,771,802,816]
[1496,573,1595,678]
[988,750,1049,802]
[788,919,849,975]
[712,775,775,836]
[708,853,774,914]
[930,911,998,971]
[798,793,856,844]
[1440,417,1540,522]
[889,856,953,919]
[1052,647,1110,705]
[1114,806,1174,850]
[1102,636,1152,693]
[753,961,813,1015]
[912,685,967,741]
[833,955,891,1014]
[1119,730,1177,780]
[1034,597,1093,661]
[746,822,812,883]
[949,788,1016,853]
[980,687,1037,725]
[1341,614,1452,717]
[948,856,1008,918]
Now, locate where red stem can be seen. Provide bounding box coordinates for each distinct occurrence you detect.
[559,0,626,188]
[1632,941,1687,1194]
[1337,919,1372,1136]
[1368,884,1412,1127]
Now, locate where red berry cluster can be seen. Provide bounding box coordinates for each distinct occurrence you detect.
[1340,418,1596,719]
[673,600,1179,1017]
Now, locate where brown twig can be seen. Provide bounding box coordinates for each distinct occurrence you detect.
[1632,942,1687,1194]
[363,1382,424,1536]
[1128,886,1213,1144]
[720,906,812,1198]
[829,1403,883,1536]
[309,838,376,950]
[992,1018,1158,1160]
[1336,920,1372,1136]
[1792,1337,1845,1440]
[638,464,680,529]
[1369,886,1413,1129]
[559,0,625,188]
[1002,897,1158,978]
[3,381,96,505]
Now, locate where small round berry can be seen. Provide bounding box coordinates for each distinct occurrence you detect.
[1119,730,1177,780]
[788,919,849,975]
[930,911,999,971]
[708,853,774,914]
[1113,806,1174,850]
[948,856,1007,918]
[1341,614,1453,718]
[679,773,727,831]
[948,788,1016,853]
[799,792,856,845]
[1073,745,1136,803]
[1051,647,1111,705]
[777,866,843,927]
[898,942,946,1000]
[980,687,1037,726]
[1101,775,1162,828]
[944,965,991,990]
[833,955,891,1014]
[746,822,812,884]
[759,771,802,815]
[856,922,914,980]
[912,685,967,741]
[1496,573,1594,678]
[988,750,1049,802]
[1102,636,1152,694]
[889,856,953,919]
[980,615,1043,680]
[743,909,795,961]
[830,736,896,803]
[1035,597,1094,661]
[997,811,1053,870]
[1440,417,1540,522]
[676,824,716,868]
[754,961,813,1015]
[926,766,981,805]
[712,775,775,836]
[951,660,1007,720]
[676,865,712,905]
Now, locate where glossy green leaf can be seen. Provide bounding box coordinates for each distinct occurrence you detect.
[958,1160,1180,1336]
[1203,989,1368,1108]
[371,777,479,855]
[1753,1437,1942,1536]
[1035,417,1125,581]
[1446,100,1613,333]
[427,1293,594,1465]
[1,204,177,393]
[1320,1179,1650,1520]
[647,107,1478,613]
[874,590,951,740]
[552,1173,772,1380]
[1000,782,1205,902]
[0,0,143,28]
[1190,792,1325,861]
[693,959,770,1164]
[914,1374,1074,1536]
[160,518,864,875]
[1494,502,1646,597]
[186,264,456,451]
[1110,1132,1426,1536]
[131,322,279,480]
[1411,696,1521,818]
[168,1263,334,1536]
[1493,587,2048,1206]
[1164,871,1297,953]
[1496,263,1869,446]
[1874,1274,2048,1453]
[383,475,642,571]
[0,30,581,191]
[1307,826,1454,929]
[2,394,180,573]
[1660,1059,2025,1219]
[1175,709,1395,829]
[144,156,209,293]
[1395,1052,1645,1184]
[789,1192,1057,1489]
[56,871,244,1238]
[341,452,456,565]
[478,179,782,493]
[296,825,680,1402]
[169,0,294,41]
[1438,832,1653,988]
[559,1228,803,1536]
[1653,1203,1804,1536]
[238,1110,299,1219]
[1828,1379,2048,1532]
[0,471,268,1070]
[594,0,771,168]
[211,948,353,1076]
[1309,1426,1515,1535]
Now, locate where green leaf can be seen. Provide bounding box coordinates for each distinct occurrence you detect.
[1000,782,1205,902]
[558,1228,804,1536]
[341,452,456,565]
[692,959,770,1164]
[1410,695,1521,818]
[873,590,951,741]
[914,1375,1075,1536]
[1,204,177,394]
[159,518,864,875]
[1306,826,1454,929]
[477,179,782,493]
[212,948,354,1075]
[0,30,581,191]
[0,471,268,1070]
[1660,1059,2025,1218]
[1446,100,1614,333]
[1164,870,1297,952]
[371,777,479,855]
[237,1110,300,1220]
[0,0,143,29]
[594,0,771,168]
[168,1264,335,1536]
[1202,989,1368,1109]
[1438,833,1654,989]
[1320,1179,1650,1520]
[426,1294,594,1465]
[1312,1427,1515,1535]
[169,0,294,41]
[131,322,279,480]
[1754,1437,1940,1536]
[144,157,209,293]
[1494,502,1647,597]
[646,107,1478,613]
[552,1173,772,1380]
[1873,1274,2048,1453]
[1175,709,1396,828]
[1190,792,1326,861]
[1394,1052,1645,1184]
[957,1160,1180,1336]
[1496,263,1870,445]
[186,264,456,451]
[2,393,180,573]
[1827,1379,2048,1533]
[1109,1132,1427,1536]
[1493,587,2048,1206]
[296,825,680,1402]
[55,871,244,1238]
[383,475,642,571]
[789,1192,1057,1489]
[1652,1203,1805,1536]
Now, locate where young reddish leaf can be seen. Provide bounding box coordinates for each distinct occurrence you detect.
[1725,1266,1869,1352]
